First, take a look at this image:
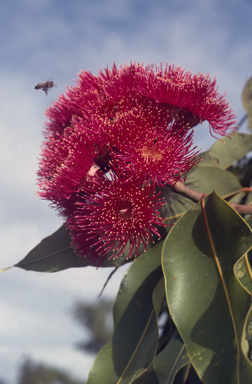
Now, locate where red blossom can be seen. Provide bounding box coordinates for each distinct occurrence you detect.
[108,105,201,185]
[43,71,103,138]
[67,169,167,263]
[114,130,200,186]
[37,61,237,265]
[99,62,237,135]
[43,62,236,140]
[38,127,101,203]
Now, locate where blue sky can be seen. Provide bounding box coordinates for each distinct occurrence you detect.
[1,0,252,382]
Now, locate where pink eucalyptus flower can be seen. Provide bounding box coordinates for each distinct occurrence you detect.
[113,125,200,186]
[67,168,166,264]
[99,62,237,136]
[38,127,101,203]
[106,101,201,185]
[37,62,236,265]
[44,62,236,140]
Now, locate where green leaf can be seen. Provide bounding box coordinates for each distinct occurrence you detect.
[234,253,252,296]
[234,251,252,295]
[246,218,252,232]
[248,116,252,133]
[154,331,189,384]
[162,191,252,384]
[14,224,134,273]
[130,364,159,384]
[15,224,85,272]
[132,332,193,384]
[131,278,166,384]
[242,78,252,124]
[87,242,164,384]
[199,133,252,169]
[186,165,242,201]
[244,309,252,364]
[234,218,252,295]
[160,164,243,225]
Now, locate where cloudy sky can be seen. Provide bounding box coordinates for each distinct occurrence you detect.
[1,0,252,382]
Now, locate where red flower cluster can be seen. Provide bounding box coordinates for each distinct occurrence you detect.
[38,62,236,266]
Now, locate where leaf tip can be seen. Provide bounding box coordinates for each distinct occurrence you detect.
[0,266,12,273]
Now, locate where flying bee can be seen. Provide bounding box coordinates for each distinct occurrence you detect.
[35,81,55,95]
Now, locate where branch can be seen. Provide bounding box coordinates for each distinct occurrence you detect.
[171,181,206,202]
[172,182,252,214]
[228,202,252,214]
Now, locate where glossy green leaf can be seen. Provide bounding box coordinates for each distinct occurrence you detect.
[154,331,189,384]
[160,164,243,225]
[234,218,252,295]
[244,308,252,363]
[234,253,252,296]
[199,133,252,169]
[87,242,164,384]
[162,191,252,384]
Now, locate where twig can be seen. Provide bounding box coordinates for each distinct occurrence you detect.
[223,187,252,199]
[228,202,252,214]
[171,181,206,202]
[172,182,252,214]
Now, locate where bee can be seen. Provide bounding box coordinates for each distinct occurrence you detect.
[35,81,55,95]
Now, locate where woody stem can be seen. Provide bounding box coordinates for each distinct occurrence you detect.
[172,181,252,214]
